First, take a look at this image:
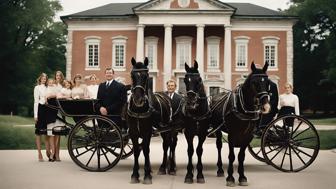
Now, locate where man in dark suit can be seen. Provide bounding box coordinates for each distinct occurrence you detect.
[96,68,127,128]
[166,79,183,117]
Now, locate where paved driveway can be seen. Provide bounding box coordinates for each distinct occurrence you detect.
[0,135,335,189]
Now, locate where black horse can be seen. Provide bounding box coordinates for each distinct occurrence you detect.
[211,62,271,186]
[126,57,172,184]
[182,61,211,184]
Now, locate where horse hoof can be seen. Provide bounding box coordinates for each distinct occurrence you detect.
[130,177,140,184]
[239,181,248,186]
[239,178,248,186]
[143,178,152,185]
[217,172,225,177]
[184,177,193,184]
[226,181,235,187]
[197,178,205,184]
[168,170,176,176]
[157,169,166,175]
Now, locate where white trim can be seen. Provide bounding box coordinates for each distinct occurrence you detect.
[66,20,138,31]
[262,36,280,70]
[85,37,101,70]
[175,36,193,70]
[148,75,156,92]
[163,24,173,89]
[224,25,232,89]
[206,36,221,71]
[145,36,159,71]
[136,24,145,61]
[66,30,73,80]
[286,30,294,84]
[112,36,127,71]
[231,20,296,31]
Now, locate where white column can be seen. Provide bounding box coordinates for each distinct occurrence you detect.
[136,24,145,61]
[66,30,73,80]
[196,24,205,78]
[286,29,294,85]
[163,24,173,86]
[224,25,232,89]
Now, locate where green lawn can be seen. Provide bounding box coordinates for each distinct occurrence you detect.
[309,118,336,125]
[0,115,67,149]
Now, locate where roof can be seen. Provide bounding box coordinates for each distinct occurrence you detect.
[60,1,294,21]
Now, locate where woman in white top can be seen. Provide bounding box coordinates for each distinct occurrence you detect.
[87,74,99,99]
[57,80,72,99]
[278,83,300,126]
[53,71,65,162]
[71,74,89,99]
[33,73,48,161]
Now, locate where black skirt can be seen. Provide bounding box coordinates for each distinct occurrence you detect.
[278,106,295,127]
[45,98,58,124]
[35,104,47,135]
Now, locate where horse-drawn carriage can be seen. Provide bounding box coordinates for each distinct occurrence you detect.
[45,59,320,183]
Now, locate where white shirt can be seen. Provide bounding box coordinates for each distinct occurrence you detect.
[87,84,99,99]
[34,84,47,118]
[168,92,175,99]
[106,79,114,87]
[58,88,72,99]
[278,93,300,115]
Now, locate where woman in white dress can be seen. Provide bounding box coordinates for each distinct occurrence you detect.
[53,71,65,161]
[278,83,300,126]
[33,73,48,161]
[57,80,72,99]
[45,78,58,162]
[87,74,99,99]
[71,74,89,99]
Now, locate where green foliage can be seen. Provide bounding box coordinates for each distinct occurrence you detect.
[287,0,336,112]
[0,0,66,116]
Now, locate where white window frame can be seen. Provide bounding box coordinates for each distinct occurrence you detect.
[85,36,101,71]
[262,36,280,71]
[148,75,156,92]
[234,36,250,71]
[112,35,128,71]
[175,36,193,71]
[206,36,220,72]
[145,36,159,72]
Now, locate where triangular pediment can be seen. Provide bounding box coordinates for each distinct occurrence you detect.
[134,0,236,12]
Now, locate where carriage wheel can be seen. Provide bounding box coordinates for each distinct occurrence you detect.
[261,115,320,172]
[248,137,266,163]
[121,134,133,159]
[68,116,123,172]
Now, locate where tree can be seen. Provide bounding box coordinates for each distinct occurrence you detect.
[0,0,66,115]
[287,0,336,113]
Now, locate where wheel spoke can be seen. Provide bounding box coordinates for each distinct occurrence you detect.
[290,145,306,165]
[85,148,97,166]
[75,146,95,158]
[280,146,288,169]
[269,146,286,161]
[103,146,120,157]
[266,145,283,155]
[291,146,313,158]
[293,136,317,142]
[291,120,303,138]
[101,148,111,165]
[97,147,101,169]
[289,146,293,171]
[293,127,311,139]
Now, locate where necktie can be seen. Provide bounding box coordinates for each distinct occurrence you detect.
[106,81,110,88]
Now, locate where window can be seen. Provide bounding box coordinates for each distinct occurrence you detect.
[85,36,101,70]
[234,36,250,70]
[175,36,192,70]
[262,36,280,70]
[209,86,220,96]
[178,77,186,94]
[206,36,220,71]
[112,36,128,71]
[145,37,159,70]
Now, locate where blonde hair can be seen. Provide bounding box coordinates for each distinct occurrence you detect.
[285,83,293,92]
[47,78,55,86]
[36,73,48,86]
[166,79,177,87]
[55,71,65,84]
[89,74,98,81]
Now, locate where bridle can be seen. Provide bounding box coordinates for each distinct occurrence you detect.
[127,68,153,119]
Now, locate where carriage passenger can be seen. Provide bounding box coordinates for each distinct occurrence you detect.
[87,74,99,99]
[71,74,89,99]
[45,78,59,161]
[33,73,49,161]
[278,83,300,126]
[53,71,65,162]
[57,80,72,99]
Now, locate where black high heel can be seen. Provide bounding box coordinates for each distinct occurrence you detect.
[49,155,55,162]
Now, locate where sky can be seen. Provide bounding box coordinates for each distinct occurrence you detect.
[57,0,291,19]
